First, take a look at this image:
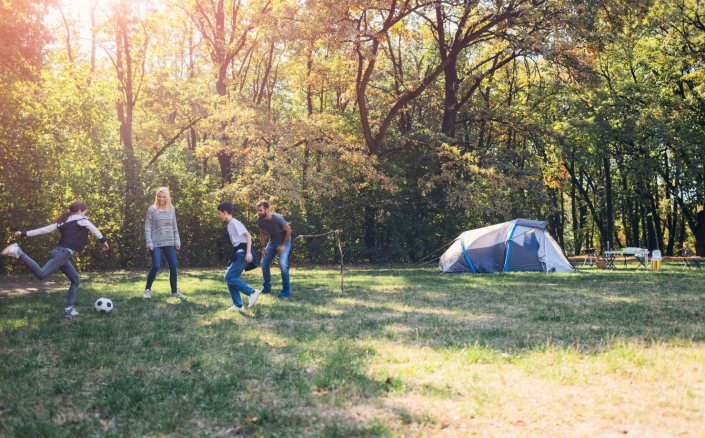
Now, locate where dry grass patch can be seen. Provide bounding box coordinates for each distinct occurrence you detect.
[1,266,704,436]
[343,340,705,437]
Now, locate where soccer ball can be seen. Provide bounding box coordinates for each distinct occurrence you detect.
[94,298,113,314]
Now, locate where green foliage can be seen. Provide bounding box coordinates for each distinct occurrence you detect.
[1,0,704,273]
[0,0,52,80]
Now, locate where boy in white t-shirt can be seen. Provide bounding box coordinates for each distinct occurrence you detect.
[217,202,262,314]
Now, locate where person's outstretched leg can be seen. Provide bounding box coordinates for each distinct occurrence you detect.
[278,240,292,297]
[19,247,71,280]
[261,241,277,293]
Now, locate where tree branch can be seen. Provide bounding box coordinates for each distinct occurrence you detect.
[146,118,205,168]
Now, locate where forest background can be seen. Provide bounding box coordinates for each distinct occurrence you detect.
[1,0,705,273]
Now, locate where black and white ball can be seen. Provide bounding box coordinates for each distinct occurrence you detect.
[94,298,113,314]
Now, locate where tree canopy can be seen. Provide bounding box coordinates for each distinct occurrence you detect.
[1,0,704,273]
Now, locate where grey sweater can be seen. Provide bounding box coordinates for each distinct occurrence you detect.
[145,206,181,248]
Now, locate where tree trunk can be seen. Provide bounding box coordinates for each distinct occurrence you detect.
[216,66,232,183]
[695,210,705,256]
[603,155,615,249]
[364,205,376,260]
[115,9,142,268]
[354,3,520,155]
[477,118,486,151]
[58,3,74,64]
[642,199,656,251]
[580,203,588,249]
[619,170,633,246]
[657,166,703,255]
[664,154,676,255]
[571,157,581,255]
[631,196,640,248]
[217,151,232,183]
[441,57,459,137]
[559,189,565,248]
[678,211,686,253]
[566,165,608,249]
[188,0,263,184]
[303,45,314,190]
[647,191,664,251]
[666,198,677,256]
[548,188,563,248]
[89,0,97,81]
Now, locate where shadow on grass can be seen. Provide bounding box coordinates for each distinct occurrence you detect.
[0,276,394,436]
[1,266,703,436]
[257,267,705,353]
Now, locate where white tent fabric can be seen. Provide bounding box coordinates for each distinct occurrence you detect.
[439,219,575,273]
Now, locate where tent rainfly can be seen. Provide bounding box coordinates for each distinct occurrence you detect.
[439,219,576,273]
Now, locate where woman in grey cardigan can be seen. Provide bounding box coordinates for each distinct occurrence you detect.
[144,187,185,299]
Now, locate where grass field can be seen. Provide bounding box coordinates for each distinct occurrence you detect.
[1,262,704,437]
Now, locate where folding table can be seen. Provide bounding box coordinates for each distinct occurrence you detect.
[603,249,650,269]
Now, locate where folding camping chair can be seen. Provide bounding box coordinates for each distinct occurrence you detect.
[582,248,596,267]
[682,247,702,270]
[635,252,649,269]
[603,241,616,269]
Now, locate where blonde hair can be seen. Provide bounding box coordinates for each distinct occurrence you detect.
[153,187,173,210]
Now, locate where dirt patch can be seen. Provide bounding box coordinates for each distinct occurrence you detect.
[0,278,64,296]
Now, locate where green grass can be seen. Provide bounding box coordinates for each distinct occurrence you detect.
[1,263,704,437]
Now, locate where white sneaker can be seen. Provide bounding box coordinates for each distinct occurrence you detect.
[143,289,151,299]
[171,292,186,299]
[1,243,20,258]
[227,305,247,314]
[63,307,79,318]
[248,289,262,308]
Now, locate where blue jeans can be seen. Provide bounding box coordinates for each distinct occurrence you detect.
[146,246,177,293]
[224,250,256,307]
[261,240,291,295]
[19,246,81,308]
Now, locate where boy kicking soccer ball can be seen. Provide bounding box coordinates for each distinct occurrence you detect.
[217,201,261,314]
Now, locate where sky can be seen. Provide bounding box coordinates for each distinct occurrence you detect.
[46,0,107,58]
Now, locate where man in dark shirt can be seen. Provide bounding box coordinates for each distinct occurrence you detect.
[256,201,292,297]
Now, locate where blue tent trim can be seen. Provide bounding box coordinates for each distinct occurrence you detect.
[503,223,518,272]
[460,240,477,273]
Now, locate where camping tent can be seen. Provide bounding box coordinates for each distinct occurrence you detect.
[439,219,576,273]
